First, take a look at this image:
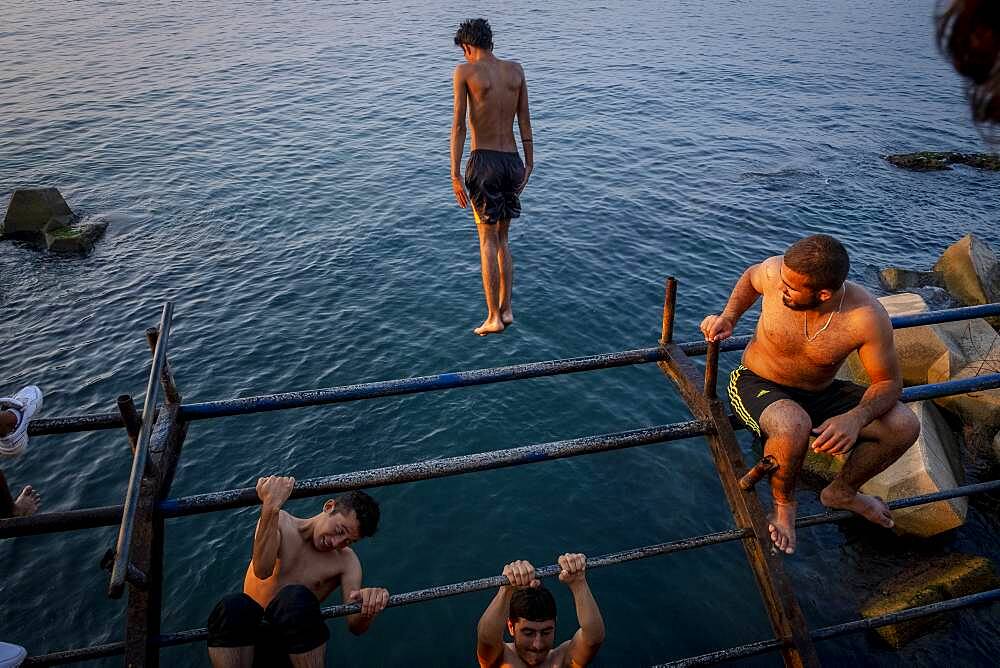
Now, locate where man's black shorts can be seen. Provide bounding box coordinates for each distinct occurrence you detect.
[727,364,867,437]
[465,149,525,225]
[207,585,329,667]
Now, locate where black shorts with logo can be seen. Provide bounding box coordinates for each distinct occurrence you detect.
[465,149,525,225]
[727,364,867,438]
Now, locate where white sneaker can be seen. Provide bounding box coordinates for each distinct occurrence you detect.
[0,385,43,457]
[0,641,27,668]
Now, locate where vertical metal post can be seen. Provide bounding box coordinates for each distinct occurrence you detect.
[117,395,141,454]
[704,340,719,399]
[658,342,820,668]
[0,469,14,518]
[145,327,181,405]
[660,276,678,345]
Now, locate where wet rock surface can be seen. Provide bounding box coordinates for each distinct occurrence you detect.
[885,151,1000,171]
[860,553,998,648]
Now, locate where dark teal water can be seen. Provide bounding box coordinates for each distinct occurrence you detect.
[2,0,998,665]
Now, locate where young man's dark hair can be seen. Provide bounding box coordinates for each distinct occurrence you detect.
[937,0,1000,128]
[783,234,850,291]
[332,489,380,538]
[454,18,494,50]
[509,586,557,622]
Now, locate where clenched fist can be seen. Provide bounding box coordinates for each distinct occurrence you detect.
[700,314,734,342]
[256,475,295,511]
[502,559,540,588]
[557,553,587,585]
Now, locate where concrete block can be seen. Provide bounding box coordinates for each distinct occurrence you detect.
[2,187,75,241]
[860,553,998,648]
[933,234,1000,325]
[860,401,966,537]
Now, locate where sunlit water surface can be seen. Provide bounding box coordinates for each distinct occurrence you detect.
[1,1,998,665]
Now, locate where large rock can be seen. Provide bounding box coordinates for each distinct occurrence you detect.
[860,553,998,648]
[2,187,75,241]
[859,401,965,537]
[44,221,108,254]
[839,293,1000,387]
[933,234,1000,314]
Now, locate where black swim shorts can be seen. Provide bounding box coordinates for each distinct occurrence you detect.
[465,149,525,225]
[727,364,867,437]
[207,585,329,667]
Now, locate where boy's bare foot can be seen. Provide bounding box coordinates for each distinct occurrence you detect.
[474,317,505,336]
[821,483,893,528]
[500,308,514,326]
[13,485,40,516]
[767,501,797,554]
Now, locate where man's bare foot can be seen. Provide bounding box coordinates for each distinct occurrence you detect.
[821,484,893,528]
[13,485,40,516]
[500,308,514,326]
[474,317,505,336]
[767,501,797,554]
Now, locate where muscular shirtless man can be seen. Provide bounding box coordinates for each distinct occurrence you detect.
[477,554,604,668]
[207,476,389,667]
[700,235,920,555]
[450,18,534,336]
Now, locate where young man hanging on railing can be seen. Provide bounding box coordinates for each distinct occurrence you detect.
[477,554,605,668]
[207,475,389,668]
[700,234,920,555]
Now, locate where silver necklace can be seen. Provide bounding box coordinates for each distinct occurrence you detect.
[804,287,846,342]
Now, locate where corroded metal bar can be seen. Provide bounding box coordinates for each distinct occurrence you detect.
[658,337,820,668]
[160,420,711,517]
[738,455,778,491]
[117,394,141,453]
[22,641,125,666]
[703,340,719,399]
[654,587,1000,667]
[109,302,172,600]
[24,302,1000,431]
[145,327,181,404]
[660,276,678,345]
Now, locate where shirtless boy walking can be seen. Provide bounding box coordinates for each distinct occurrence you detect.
[450,18,534,336]
[701,234,920,555]
[207,476,389,667]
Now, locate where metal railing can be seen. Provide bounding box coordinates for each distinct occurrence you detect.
[4,295,999,667]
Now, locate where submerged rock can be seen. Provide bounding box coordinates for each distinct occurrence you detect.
[860,554,998,648]
[44,221,108,254]
[878,267,943,291]
[2,187,75,241]
[885,151,1000,171]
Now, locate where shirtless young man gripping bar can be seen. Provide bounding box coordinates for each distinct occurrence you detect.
[701,235,920,555]
[451,18,533,336]
[477,554,604,668]
[207,476,389,667]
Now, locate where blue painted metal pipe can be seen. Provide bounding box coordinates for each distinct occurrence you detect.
[177,302,1000,421]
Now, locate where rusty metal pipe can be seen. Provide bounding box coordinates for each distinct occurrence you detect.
[116,395,141,453]
[738,455,779,490]
[660,276,678,345]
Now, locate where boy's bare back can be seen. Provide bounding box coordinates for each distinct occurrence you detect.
[455,57,525,152]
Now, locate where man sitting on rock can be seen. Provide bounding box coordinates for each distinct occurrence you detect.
[477,553,605,667]
[207,476,389,668]
[701,234,920,554]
